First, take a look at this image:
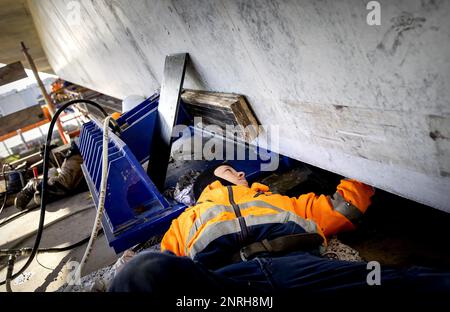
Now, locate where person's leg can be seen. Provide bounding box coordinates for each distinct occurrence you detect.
[33,180,70,205]
[260,251,450,296]
[110,250,450,299]
[14,178,40,210]
[109,251,261,294]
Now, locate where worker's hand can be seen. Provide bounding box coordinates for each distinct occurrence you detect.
[343,178,376,194]
[338,178,376,213]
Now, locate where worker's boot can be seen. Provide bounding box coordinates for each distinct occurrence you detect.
[14,179,38,210]
[33,181,68,206]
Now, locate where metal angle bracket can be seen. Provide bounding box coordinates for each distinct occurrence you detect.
[147,53,188,190]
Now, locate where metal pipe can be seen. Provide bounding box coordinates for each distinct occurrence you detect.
[20,41,68,145]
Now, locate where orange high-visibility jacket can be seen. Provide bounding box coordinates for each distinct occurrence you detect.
[161,179,374,261]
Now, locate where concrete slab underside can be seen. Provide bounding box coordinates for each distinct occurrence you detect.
[0,0,52,73]
[0,192,118,292]
[28,0,450,212]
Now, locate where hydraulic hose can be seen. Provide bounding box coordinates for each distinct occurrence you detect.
[74,116,112,280]
[0,229,105,292]
[0,206,39,227]
[39,229,104,253]
[5,254,15,292]
[0,99,107,287]
[0,228,104,257]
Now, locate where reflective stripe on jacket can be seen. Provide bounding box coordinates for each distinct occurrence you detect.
[161,179,375,260]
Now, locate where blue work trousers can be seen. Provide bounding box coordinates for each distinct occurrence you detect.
[109,250,450,299]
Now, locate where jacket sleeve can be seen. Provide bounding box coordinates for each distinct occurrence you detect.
[160,207,198,256]
[160,218,184,256]
[291,179,375,237]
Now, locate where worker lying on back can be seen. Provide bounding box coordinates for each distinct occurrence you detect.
[14,141,86,210]
[110,163,450,297]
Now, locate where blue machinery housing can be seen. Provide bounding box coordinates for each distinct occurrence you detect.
[78,94,295,253]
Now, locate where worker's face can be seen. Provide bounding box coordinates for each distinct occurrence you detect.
[214,165,248,187]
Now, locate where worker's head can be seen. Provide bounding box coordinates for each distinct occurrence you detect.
[193,163,248,201]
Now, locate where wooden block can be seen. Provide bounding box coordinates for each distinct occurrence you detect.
[181,89,260,142]
[0,61,27,87]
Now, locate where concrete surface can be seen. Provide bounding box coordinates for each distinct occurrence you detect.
[27,0,450,212]
[0,191,118,292]
[0,0,52,73]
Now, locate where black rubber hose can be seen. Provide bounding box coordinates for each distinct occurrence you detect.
[5,254,15,292]
[0,228,104,257]
[0,206,39,227]
[39,228,104,253]
[0,99,107,286]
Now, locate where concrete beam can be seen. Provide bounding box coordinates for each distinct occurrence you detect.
[28,0,450,212]
[0,0,53,73]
